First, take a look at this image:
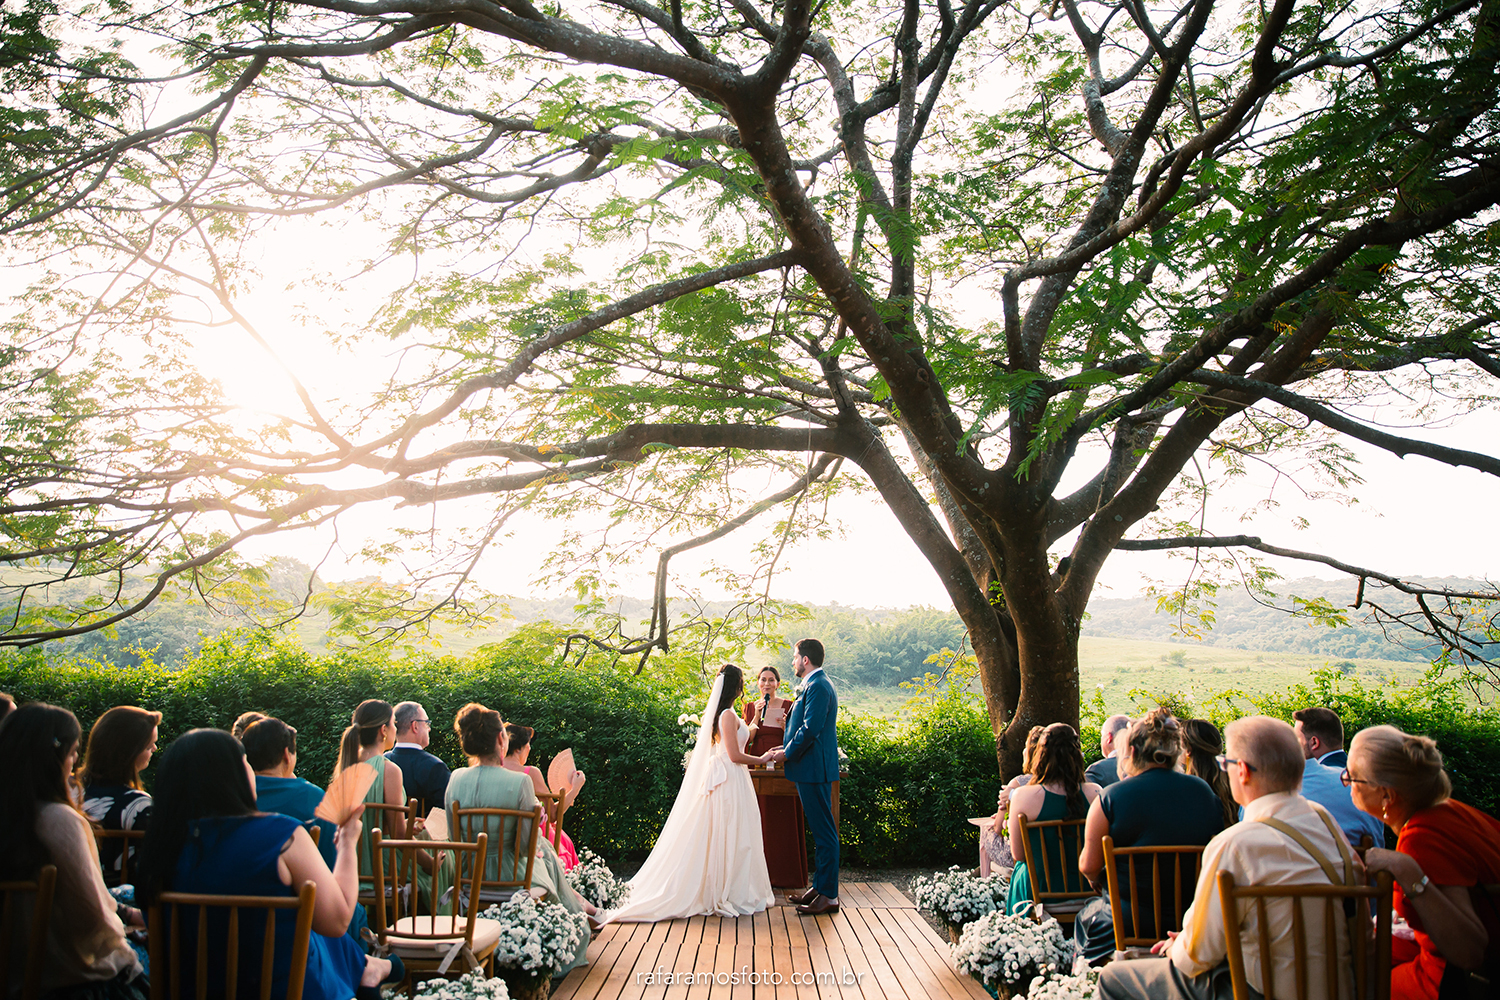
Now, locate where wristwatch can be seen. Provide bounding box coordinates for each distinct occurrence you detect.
[1405,874,1430,897]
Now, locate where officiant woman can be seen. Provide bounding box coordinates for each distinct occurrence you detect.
[742,667,808,888]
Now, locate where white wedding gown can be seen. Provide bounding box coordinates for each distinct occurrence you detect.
[607,712,773,920]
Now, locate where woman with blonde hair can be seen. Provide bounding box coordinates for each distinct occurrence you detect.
[1074,708,1224,966]
[1349,725,1500,999]
[978,724,1045,876]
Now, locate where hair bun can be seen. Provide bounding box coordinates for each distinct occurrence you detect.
[1402,734,1443,766]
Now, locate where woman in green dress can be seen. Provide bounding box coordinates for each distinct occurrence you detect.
[330,699,407,892]
[1004,722,1103,914]
[446,702,593,975]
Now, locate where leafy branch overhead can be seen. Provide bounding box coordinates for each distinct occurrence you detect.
[1,0,1498,769]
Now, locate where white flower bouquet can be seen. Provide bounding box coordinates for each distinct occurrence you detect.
[951,908,1072,995]
[478,892,589,979]
[911,865,1011,927]
[412,970,511,1000]
[1026,968,1101,1000]
[566,847,631,909]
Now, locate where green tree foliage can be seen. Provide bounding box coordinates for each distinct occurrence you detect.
[786,606,968,687]
[0,0,1498,779]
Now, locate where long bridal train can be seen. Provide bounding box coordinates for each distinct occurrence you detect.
[606,669,773,921]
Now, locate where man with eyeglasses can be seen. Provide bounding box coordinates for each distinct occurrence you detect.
[387,700,450,816]
[1098,716,1359,1000]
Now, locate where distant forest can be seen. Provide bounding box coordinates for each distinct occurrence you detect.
[17,559,1473,676]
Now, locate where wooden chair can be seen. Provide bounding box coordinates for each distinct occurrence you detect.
[147,882,318,1000]
[449,801,542,905]
[1216,869,1393,1000]
[307,825,321,848]
[1016,815,1099,923]
[93,826,146,887]
[0,865,57,1000]
[359,798,417,911]
[1102,837,1205,952]
[540,788,572,854]
[370,830,500,992]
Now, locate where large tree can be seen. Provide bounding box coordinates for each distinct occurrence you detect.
[2,0,1498,771]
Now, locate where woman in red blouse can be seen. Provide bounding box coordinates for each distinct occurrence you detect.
[1348,724,1500,999]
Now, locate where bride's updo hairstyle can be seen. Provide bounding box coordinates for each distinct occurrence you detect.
[1350,725,1451,813]
[335,698,393,778]
[1118,707,1184,778]
[455,702,507,759]
[710,664,745,743]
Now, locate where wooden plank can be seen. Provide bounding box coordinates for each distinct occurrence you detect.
[667,917,710,1000]
[781,907,820,1000]
[869,883,914,908]
[880,907,990,1000]
[563,921,647,1000]
[637,919,691,1000]
[596,920,662,1000]
[823,903,898,1000]
[840,883,873,909]
[841,906,925,1000]
[799,908,867,1000]
[764,904,797,1000]
[683,917,716,1000]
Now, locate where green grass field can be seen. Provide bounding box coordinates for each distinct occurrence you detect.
[830,635,1435,720]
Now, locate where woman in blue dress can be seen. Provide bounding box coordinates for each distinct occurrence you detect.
[136,729,398,1000]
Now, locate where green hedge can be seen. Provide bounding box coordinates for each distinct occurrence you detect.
[0,628,688,858]
[5,633,1496,867]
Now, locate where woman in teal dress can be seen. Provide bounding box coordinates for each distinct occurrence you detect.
[1005,723,1103,914]
[446,703,592,975]
[330,699,407,888]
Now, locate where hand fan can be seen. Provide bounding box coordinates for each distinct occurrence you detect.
[547,748,576,794]
[315,763,379,825]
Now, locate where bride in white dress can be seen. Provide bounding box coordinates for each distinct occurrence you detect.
[607,664,775,920]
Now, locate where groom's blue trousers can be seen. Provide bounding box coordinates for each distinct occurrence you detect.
[795,780,839,899]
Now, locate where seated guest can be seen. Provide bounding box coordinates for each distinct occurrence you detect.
[385,701,450,817]
[231,711,268,740]
[1351,725,1500,999]
[1085,714,1132,788]
[79,705,161,886]
[981,724,1045,876]
[242,717,338,869]
[503,723,583,869]
[1296,735,1387,850]
[1004,723,1102,915]
[1181,719,1238,828]
[332,699,406,875]
[1075,709,1224,965]
[0,702,145,998]
[446,703,591,973]
[135,729,396,1000]
[1293,706,1348,768]
[1098,716,1356,1000]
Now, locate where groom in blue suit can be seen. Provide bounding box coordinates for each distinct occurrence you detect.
[772,638,840,915]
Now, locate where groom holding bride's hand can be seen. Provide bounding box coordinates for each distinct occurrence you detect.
[769,638,840,915]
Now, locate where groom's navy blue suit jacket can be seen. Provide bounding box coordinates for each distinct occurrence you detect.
[783,670,839,783]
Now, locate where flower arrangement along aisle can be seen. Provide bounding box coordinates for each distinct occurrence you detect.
[567,847,630,910]
[911,865,1011,938]
[413,970,511,1000]
[478,893,590,1000]
[1025,968,1101,1000]
[950,907,1072,998]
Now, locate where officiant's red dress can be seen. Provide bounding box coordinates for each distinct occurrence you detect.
[743,698,809,888]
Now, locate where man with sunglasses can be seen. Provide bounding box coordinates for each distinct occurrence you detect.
[1098,716,1359,1000]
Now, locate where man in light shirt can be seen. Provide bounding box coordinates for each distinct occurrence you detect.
[1085,714,1132,788]
[1293,706,1348,768]
[1098,716,1357,1000]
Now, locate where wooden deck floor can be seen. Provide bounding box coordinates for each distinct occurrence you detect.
[552,883,990,1000]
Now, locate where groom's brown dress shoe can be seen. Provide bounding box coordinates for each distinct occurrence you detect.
[787,887,818,906]
[796,894,839,915]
